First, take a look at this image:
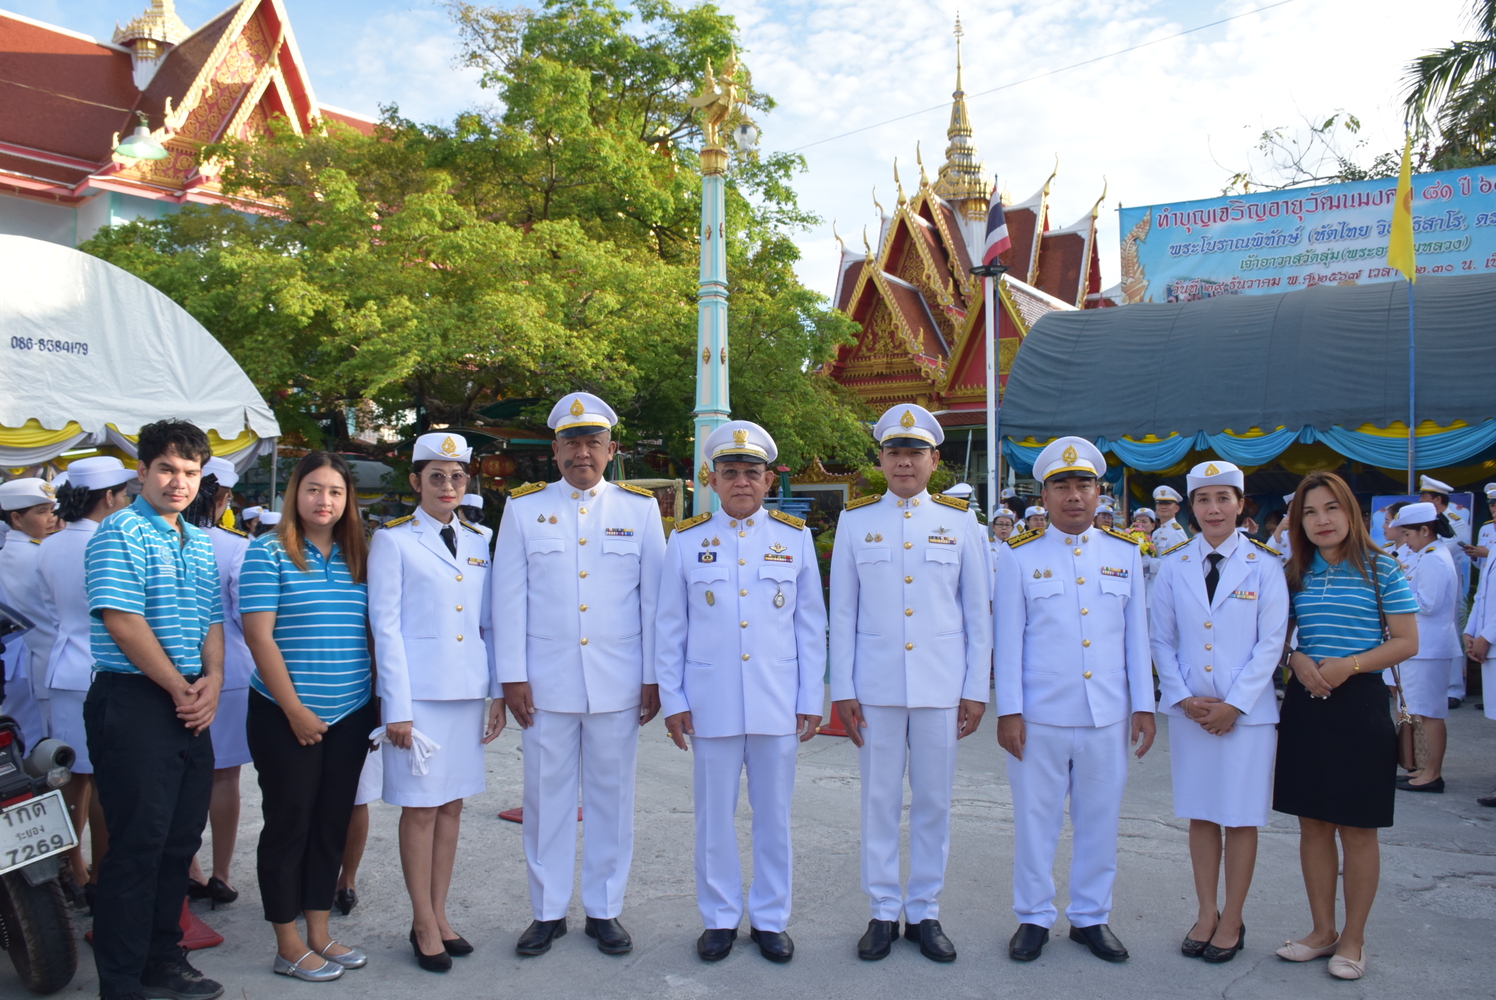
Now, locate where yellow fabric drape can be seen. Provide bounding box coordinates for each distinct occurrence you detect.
[105,424,259,457]
[0,419,85,447]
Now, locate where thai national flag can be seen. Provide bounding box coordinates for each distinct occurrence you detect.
[982,184,1010,266]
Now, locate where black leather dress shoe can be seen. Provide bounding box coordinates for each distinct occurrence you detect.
[333,888,357,916]
[1478,793,1496,807]
[1008,923,1049,962]
[904,919,956,962]
[750,927,794,963]
[697,928,737,961]
[1202,923,1244,964]
[857,920,898,960]
[442,935,474,957]
[1397,775,1445,793]
[1449,697,1462,710]
[585,917,632,955]
[515,918,567,956]
[1069,923,1129,962]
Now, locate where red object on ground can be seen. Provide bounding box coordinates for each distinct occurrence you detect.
[817,711,849,737]
[179,899,223,950]
[498,807,582,824]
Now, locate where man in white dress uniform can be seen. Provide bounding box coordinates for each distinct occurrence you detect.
[492,392,667,957]
[830,404,990,963]
[994,436,1157,963]
[1462,483,1496,573]
[656,420,825,964]
[0,477,57,745]
[1419,475,1472,704]
[458,494,493,549]
[1151,485,1190,551]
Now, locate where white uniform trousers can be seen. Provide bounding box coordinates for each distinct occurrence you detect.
[1447,653,1467,700]
[690,733,797,932]
[1006,720,1128,929]
[859,705,958,922]
[522,708,639,921]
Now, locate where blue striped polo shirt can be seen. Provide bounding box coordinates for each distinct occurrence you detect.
[239,536,371,724]
[86,495,223,676]
[1292,551,1418,662]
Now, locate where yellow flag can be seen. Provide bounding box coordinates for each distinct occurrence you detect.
[1387,135,1416,283]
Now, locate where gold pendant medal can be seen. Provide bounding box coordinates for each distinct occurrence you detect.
[774,588,786,609]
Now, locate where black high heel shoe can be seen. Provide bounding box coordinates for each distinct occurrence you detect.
[410,929,452,972]
[1202,923,1244,964]
[205,877,238,909]
[1181,913,1218,958]
[334,888,357,916]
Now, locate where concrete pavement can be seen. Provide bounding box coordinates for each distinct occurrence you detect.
[21,691,1495,999]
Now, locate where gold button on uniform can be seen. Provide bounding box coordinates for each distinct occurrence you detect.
[1076,576,1085,584]
[456,635,464,642]
[579,604,588,612]
[1083,670,1093,679]
[904,542,913,549]
[456,574,463,582]
[738,530,745,537]
[455,605,463,612]
[1082,639,1091,648]
[580,638,588,645]
[905,642,914,650]
[739,589,747,596]
[579,571,588,578]
[1080,607,1089,615]
[579,538,587,545]
[905,576,913,583]
[738,558,746,566]
[570,491,579,499]
[1204,621,1212,628]
[1074,548,1082,555]
[1204,665,1213,672]
[579,507,588,515]
[905,609,913,616]
[740,621,748,628]
[904,511,912,519]
[1204,643,1213,650]
[742,653,750,661]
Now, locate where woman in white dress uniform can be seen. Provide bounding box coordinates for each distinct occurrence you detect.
[36,458,133,895]
[1384,502,1459,792]
[368,433,505,972]
[1150,461,1288,963]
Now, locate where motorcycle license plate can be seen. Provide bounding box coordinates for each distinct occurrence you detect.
[0,790,77,875]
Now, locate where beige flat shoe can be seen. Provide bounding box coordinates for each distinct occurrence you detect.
[1276,935,1339,961]
[1328,947,1366,980]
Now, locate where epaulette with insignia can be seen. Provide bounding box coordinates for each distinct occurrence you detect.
[1007,528,1043,548]
[674,511,712,532]
[507,481,546,499]
[843,494,881,511]
[932,494,969,512]
[615,482,656,499]
[218,525,248,538]
[1160,538,1191,556]
[379,514,414,530]
[28,537,42,545]
[459,520,484,535]
[1249,537,1280,556]
[1103,527,1140,545]
[769,509,805,530]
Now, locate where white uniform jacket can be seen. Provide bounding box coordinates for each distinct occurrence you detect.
[1467,552,1496,644]
[1397,541,1461,659]
[655,508,826,738]
[36,520,97,691]
[994,525,1153,727]
[1475,521,1495,573]
[490,480,665,714]
[208,526,253,691]
[828,492,991,707]
[369,513,497,725]
[0,536,45,685]
[1152,518,1189,553]
[1149,534,1288,724]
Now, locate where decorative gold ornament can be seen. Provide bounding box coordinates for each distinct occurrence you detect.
[899,409,916,429]
[698,462,710,486]
[569,398,585,416]
[733,429,748,446]
[1205,462,1220,476]
[1062,444,1078,465]
[441,436,458,456]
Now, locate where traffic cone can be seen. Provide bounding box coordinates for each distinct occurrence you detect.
[179,899,223,950]
[498,807,582,824]
[817,707,848,737]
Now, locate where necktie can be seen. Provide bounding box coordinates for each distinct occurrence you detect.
[440,525,457,557]
[1205,552,1223,603]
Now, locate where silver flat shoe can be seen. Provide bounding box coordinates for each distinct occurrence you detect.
[274,950,344,981]
[319,940,368,969]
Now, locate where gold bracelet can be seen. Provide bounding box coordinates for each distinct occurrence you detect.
[1351,654,1362,673]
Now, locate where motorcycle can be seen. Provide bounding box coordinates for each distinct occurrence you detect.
[0,600,79,994]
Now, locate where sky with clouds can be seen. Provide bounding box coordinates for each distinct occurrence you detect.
[9,0,1472,297]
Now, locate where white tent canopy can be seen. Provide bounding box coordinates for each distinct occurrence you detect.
[0,235,278,471]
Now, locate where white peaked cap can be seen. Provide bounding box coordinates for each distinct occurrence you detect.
[66,457,134,491]
[873,404,943,447]
[1034,436,1105,482]
[548,392,617,437]
[704,420,777,464]
[1133,507,1156,519]
[462,493,484,508]
[1024,506,1047,519]
[1418,474,1453,494]
[1390,502,1439,528]
[1484,482,1496,498]
[944,482,974,498]
[258,511,282,526]
[1001,487,1017,499]
[0,478,54,510]
[413,432,472,463]
[203,456,239,490]
[1153,484,1183,502]
[1186,460,1244,495]
[243,506,263,520]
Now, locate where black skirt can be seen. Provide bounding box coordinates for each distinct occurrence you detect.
[1272,671,1397,828]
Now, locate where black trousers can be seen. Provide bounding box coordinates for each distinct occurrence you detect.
[246,690,376,923]
[85,671,214,1000]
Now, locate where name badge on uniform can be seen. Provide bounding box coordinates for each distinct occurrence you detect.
[698,551,717,563]
[467,557,488,566]
[605,527,634,537]
[1100,566,1128,578]
[927,535,957,545]
[1230,589,1257,600]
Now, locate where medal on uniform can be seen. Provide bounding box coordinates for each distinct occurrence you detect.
[705,590,715,606]
[711,536,721,546]
[548,514,558,524]
[865,532,874,542]
[873,532,883,542]
[1043,568,1052,578]
[774,587,786,608]
[701,538,711,548]
[1033,569,1041,579]
[537,515,545,523]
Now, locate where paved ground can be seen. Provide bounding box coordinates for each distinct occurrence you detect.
[16,690,1495,999]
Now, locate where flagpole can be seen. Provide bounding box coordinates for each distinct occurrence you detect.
[1407,280,1416,492]
[985,273,998,518]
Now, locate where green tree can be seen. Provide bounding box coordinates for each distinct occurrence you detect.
[1404,0,1496,167]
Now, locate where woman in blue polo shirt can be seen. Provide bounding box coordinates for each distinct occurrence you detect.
[241,452,376,983]
[1272,471,1418,982]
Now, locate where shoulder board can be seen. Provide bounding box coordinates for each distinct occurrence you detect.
[615,482,655,499]
[932,494,969,511]
[379,514,414,530]
[1249,537,1280,556]
[843,494,881,511]
[1160,537,1191,556]
[1103,526,1140,545]
[29,537,42,545]
[1007,529,1043,549]
[769,509,805,530]
[218,525,248,538]
[459,520,484,535]
[507,481,547,500]
[674,512,712,532]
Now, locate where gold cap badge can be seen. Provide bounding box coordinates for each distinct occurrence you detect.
[899,409,916,429]
[733,429,748,446]
[1205,462,1219,476]
[569,398,585,417]
[440,436,458,456]
[1062,444,1078,465]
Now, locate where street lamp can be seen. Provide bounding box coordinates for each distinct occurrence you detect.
[113,111,168,161]
[969,260,1010,521]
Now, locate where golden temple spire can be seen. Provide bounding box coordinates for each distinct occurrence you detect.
[932,13,988,219]
[893,157,907,206]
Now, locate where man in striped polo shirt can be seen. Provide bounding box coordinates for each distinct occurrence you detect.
[85,420,225,1000]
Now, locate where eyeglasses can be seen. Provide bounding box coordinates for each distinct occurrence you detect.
[423,472,470,488]
[715,468,767,482]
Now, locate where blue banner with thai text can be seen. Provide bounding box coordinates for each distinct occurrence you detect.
[1117,167,1496,303]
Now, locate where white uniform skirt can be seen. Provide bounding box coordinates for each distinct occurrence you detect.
[353,747,383,806]
[381,698,486,807]
[48,688,91,774]
[208,686,253,768]
[1396,657,1450,719]
[1170,719,1276,827]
